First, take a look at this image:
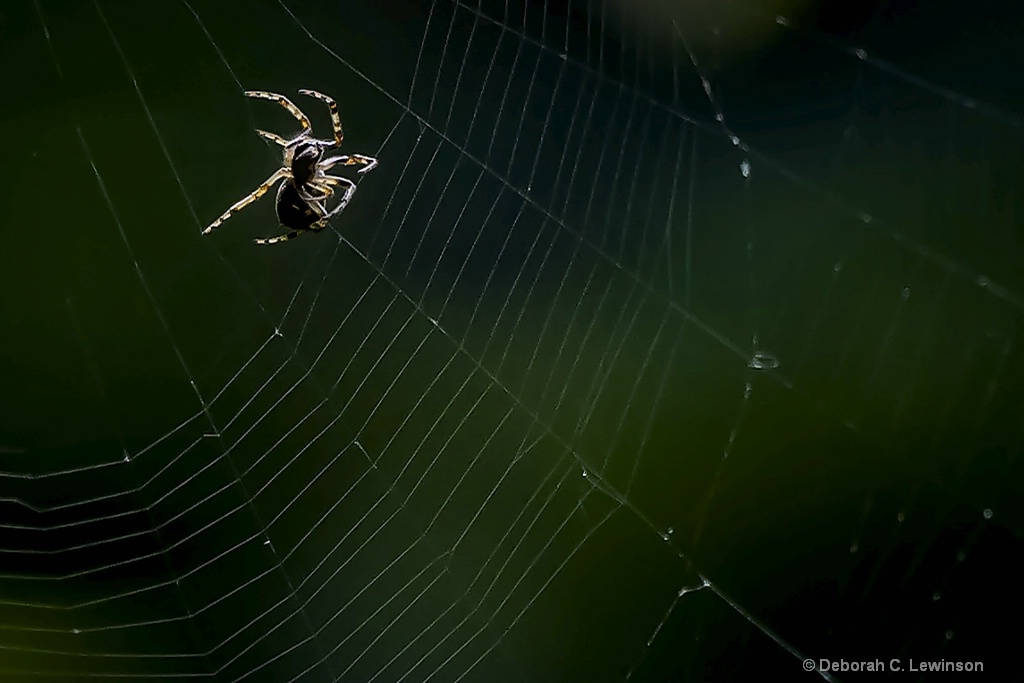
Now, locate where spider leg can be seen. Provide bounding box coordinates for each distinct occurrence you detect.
[351,154,378,174]
[204,168,290,234]
[349,154,378,174]
[254,229,309,246]
[245,90,311,132]
[298,89,343,147]
[298,182,333,202]
[321,176,357,219]
[318,156,352,173]
[320,154,378,174]
[256,129,289,146]
[302,188,331,202]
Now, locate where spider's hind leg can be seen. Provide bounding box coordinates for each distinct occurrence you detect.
[204,168,290,234]
[254,228,309,246]
[298,89,343,147]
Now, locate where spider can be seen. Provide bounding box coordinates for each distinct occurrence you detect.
[203,89,378,245]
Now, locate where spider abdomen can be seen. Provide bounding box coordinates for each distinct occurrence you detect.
[275,181,323,232]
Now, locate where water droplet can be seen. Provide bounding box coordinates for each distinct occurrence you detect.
[853,48,867,60]
[667,527,674,535]
[897,511,905,523]
[833,262,843,274]
[983,508,993,519]
[740,159,751,178]
[729,134,740,146]
[660,532,670,541]
[932,591,941,601]
[775,16,789,27]
[748,351,778,370]
[581,469,588,478]
[860,213,873,224]
[901,286,911,299]
[849,542,859,553]
[945,630,954,640]
[977,276,990,288]
[72,628,80,635]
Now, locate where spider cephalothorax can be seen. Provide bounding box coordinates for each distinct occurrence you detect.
[203,89,378,245]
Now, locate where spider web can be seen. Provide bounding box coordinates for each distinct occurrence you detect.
[2,0,1023,680]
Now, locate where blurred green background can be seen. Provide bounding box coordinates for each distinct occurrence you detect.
[1,0,1022,681]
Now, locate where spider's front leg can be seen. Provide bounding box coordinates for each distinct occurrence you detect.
[245,91,311,132]
[298,89,343,147]
[255,129,289,147]
[204,168,290,234]
[349,154,378,174]
[321,154,378,175]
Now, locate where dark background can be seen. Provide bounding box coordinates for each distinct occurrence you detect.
[1,0,1022,681]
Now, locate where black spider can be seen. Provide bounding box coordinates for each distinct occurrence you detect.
[203,89,377,245]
